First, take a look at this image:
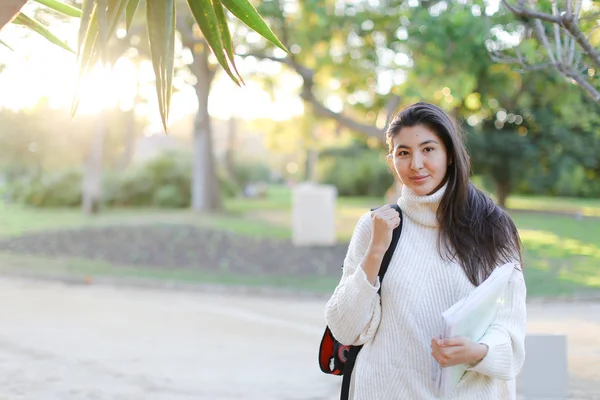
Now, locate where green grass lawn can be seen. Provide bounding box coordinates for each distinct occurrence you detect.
[510,213,600,297]
[0,203,291,240]
[506,195,600,217]
[0,186,599,298]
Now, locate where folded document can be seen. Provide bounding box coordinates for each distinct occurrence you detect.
[433,262,517,397]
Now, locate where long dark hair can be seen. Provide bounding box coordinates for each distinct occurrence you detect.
[386,102,522,286]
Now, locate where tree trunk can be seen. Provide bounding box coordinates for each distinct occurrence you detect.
[496,180,511,209]
[176,17,222,213]
[117,108,136,171]
[302,100,318,182]
[82,110,106,215]
[304,148,318,182]
[225,115,236,181]
[191,47,220,212]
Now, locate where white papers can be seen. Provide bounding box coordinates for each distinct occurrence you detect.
[433,262,516,397]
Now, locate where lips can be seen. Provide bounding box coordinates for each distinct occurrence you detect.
[410,175,430,182]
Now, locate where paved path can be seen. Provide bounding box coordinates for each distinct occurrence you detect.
[0,277,598,400]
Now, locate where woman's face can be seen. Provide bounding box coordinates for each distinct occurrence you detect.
[389,124,449,196]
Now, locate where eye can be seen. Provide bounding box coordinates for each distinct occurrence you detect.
[397,150,409,157]
[423,146,435,153]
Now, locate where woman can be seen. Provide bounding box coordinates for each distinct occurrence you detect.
[324,102,526,399]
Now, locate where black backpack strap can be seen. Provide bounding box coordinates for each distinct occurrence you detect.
[340,345,361,400]
[377,204,402,289]
[340,204,403,400]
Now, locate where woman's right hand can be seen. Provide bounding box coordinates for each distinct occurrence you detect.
[369,205,401,254]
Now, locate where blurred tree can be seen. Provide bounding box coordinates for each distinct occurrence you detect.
[240,0,406,132]
[176,7,221,211]
[494,0,600,103]
[81,24,149,214]
[236,0,408,183]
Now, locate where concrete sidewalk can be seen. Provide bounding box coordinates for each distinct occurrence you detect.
[0,277,597,399]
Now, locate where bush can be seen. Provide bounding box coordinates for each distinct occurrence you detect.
[231,161,272,186]
[7,151,241,208]
[106,151,192,208]
[317,147,394,197]
[106,151,241,208]
[218,169,240,198]
[5,169,82,207]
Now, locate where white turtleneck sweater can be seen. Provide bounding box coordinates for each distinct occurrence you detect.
[324,184,527,399]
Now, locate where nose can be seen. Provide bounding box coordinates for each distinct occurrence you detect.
[410,153,424,171]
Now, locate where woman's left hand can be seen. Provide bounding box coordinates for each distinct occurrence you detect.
[430,337,488,368]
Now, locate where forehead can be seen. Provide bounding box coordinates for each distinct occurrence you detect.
[392,124,441,147]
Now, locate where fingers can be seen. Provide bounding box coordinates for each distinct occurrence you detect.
[431,337,469,368]
[370,206,401,233]
[375,204,391,212]
[371,207,401,222]
[374,215,400,230]
[379,208,400,219]
[439,337,466,347]
[431,340,449,367]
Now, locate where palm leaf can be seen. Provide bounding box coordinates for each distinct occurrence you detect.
[213,0,244,85]
[221,0,287,52]
[13,12,74,52]
[97,0,108,48]
[92,0,129,63]
[103,0,130,61]
[187,0,242,85]
[147,0,175,131]
[32,0,82,17]
[72,2,99,116]
[125,0,140,32]
[0,39,14,51]
[6,0,287,127]
[72,0,129,116]
[76,0,95,56]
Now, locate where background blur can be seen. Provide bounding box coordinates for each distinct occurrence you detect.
[0,0,599,399]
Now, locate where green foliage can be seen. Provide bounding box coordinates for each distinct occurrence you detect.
[231,161,272,187]
[152,185,187,208]
[107,151,246,208]
[106,151,192,208]
[254,0,407,114]
[317,144,394,197]
[396,3,600,200]
[5,152,243,209]
[467,120,537,193]
[218,169,241,198]
[5,169,82,207]
[506,75,600,198]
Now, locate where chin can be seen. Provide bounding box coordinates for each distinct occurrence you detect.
[413,187,434,196]
[406,181,442,196]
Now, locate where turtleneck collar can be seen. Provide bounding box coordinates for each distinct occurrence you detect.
[397,182,447,228]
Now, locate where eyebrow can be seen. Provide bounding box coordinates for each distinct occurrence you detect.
[394,139,439,150]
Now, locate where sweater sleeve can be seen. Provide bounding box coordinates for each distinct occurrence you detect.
[324,211,382,346]
[467,265,527,380]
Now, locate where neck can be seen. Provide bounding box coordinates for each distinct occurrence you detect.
[397,183,446,228]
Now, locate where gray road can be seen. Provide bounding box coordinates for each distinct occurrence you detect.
[0,277,598,400]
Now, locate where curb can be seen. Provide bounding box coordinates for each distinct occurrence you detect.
[1,268,599,304]
[526,293,600,304]
[0,268,332,301]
